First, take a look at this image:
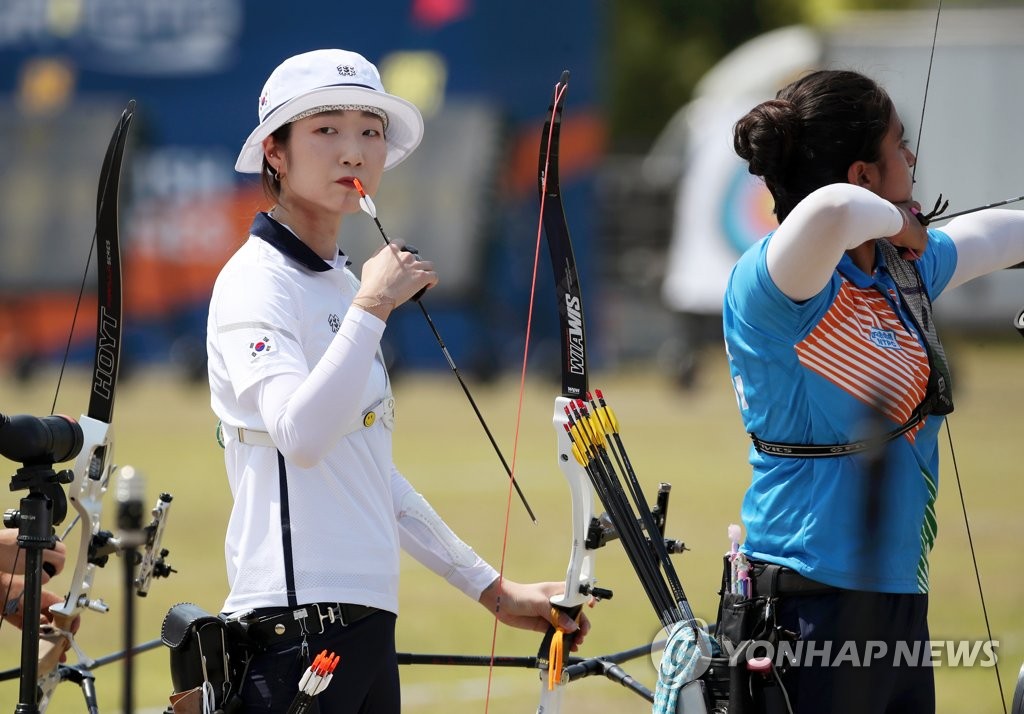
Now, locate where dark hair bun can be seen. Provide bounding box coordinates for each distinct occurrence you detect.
[733,99,800,182]
[731,70,894,222]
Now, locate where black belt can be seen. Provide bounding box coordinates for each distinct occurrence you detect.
[751,562,839,597]
[245,602,378,646]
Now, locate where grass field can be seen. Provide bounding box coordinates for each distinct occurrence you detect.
[0,336,1021,713]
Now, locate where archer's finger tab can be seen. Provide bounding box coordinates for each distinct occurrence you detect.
[916,193,950,225]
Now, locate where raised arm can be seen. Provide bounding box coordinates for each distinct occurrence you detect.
[942,209,1024,290]
[766,183,914,300]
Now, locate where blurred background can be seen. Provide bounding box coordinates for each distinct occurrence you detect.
[2,0,1024,712]
[1,0,1021,388]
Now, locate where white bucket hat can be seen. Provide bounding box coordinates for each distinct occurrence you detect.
[235,49,424,173]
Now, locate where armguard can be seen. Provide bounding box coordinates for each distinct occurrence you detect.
[396,489,498,598]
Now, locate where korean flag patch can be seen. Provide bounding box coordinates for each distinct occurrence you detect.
[249,335,274,360]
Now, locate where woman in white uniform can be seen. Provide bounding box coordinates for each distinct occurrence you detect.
[207,48,588,713]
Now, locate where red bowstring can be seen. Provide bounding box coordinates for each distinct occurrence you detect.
[483,79,568,713]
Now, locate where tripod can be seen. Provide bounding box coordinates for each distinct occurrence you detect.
[5,461,73,714]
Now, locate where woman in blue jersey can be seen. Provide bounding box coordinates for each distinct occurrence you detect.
[725,69,1024,713]
[207,49,589,714]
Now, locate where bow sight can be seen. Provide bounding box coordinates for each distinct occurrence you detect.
[2,426,177,714]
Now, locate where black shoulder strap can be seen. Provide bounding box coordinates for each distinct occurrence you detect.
[277,451,299,608]
[877,239,953,416]
[750,410,924,458]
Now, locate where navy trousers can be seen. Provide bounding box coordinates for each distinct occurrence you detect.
[764,590,934,714]
[240,610,400,714]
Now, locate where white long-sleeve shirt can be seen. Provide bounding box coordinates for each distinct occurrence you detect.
[207,213,496,614]
[765,184,1024,300]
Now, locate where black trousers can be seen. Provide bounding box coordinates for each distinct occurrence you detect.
[241,610,399,714]
[765,590,933,714]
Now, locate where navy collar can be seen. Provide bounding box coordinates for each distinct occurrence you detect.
[249,212,350,272]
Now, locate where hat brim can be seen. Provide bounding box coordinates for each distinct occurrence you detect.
[234,85,424,173]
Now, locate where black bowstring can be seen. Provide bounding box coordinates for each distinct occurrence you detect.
[913,3,1007,709]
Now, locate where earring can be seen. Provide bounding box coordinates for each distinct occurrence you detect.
[273,168,282,182]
